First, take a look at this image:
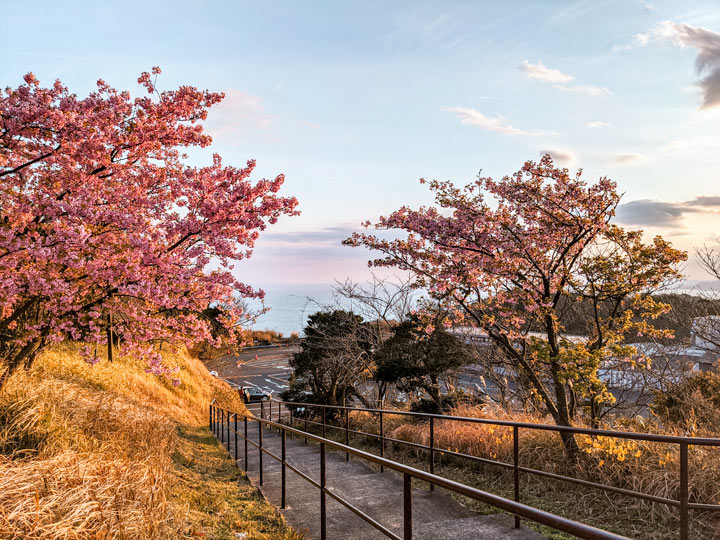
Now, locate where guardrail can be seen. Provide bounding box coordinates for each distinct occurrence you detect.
[261,398,720,540]
[210,401,630,540]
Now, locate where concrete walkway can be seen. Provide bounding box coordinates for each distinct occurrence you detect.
[213,420,544,540]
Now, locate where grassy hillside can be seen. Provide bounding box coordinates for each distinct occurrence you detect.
[0,342,299,539]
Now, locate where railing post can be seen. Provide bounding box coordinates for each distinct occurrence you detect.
[320,442,327,540]
[379,409,384,473]
[226,412,231,453]
[345,408,350,462]
[281,429,287,509]
[209,404,212,432]
[259,418,264,486]
[304,406,308,444]
[322,407,326,439]
[429,416,435,491]
[514,425,520,529]
[260,399,265,421]
[243,415,248,472]
[234,413,238,462]
[680,441,688,540]
[404,473,412,540]
[220,409,224,444]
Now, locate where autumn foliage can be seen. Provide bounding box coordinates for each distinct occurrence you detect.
[0,69,298,387]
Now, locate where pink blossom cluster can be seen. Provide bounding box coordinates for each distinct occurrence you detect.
[345,156,685,343]
[0,69,298,383]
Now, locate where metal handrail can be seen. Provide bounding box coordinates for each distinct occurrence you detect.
[265,398,720,540]
[272,399,720,445]
[210,402,630,540]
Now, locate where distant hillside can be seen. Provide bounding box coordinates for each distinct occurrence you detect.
[557,293,720,343]
[0,343,298,539]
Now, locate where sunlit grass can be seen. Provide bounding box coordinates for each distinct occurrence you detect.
[0,342,298,539]
[340,404,720,539]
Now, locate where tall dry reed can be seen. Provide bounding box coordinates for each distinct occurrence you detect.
[0,343,245,539]
[350,403,720,539]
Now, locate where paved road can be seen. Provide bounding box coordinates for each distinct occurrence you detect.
[204,345,298,398]
[204,347,494,410]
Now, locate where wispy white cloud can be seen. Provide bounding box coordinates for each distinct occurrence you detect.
[640,1,657,13]
[555,83,612,96]
[539,148,576,164]
[442,106,553,136]
[520,59,611,96]
[663,136,719,153]
[634,32,651,46]
[610,152,645,164]
[206,89,272,136]
[587,120,610,128]
[616,196,720,228]
[260,225,357,245]
[635,21,720,109]
[520,59,574,84]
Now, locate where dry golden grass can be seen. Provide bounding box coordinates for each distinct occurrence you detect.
[0,342,296,539]
[168,424,302,540]
[247,329,284,343]
[347,404,720,539]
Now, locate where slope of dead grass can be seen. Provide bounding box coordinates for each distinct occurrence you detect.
[0,342,298,539]
[342,404,720,540]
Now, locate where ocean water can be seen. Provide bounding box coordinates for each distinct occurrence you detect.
[247,280,716,337]
[247,283,335,336]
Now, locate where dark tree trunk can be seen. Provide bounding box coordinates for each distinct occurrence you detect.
[0,337,45,391]
[550,379,580,456]
[427,375,442,408]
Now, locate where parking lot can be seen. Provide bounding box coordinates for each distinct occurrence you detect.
[204,345,298,408]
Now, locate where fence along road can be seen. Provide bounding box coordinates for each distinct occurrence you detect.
[210,401,633,540]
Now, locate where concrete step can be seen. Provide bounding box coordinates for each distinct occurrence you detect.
[268,470,474,523]
[274,473,476,528]
[413,514,543,540]
[265,482,542,540]
[212,422,545,540]
[250,457,379,486]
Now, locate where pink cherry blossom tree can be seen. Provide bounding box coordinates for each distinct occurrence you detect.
[346,156,686,450]
[0,68,298,388]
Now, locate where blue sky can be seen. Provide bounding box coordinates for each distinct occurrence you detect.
[2,0,720,284]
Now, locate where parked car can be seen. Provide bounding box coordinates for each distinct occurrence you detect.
[243,387,271,403]
[209,370,218,377]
